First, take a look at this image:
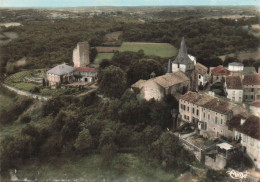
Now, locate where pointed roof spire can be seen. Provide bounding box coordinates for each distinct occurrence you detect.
[166,59,172,74]
[173,37,193,65]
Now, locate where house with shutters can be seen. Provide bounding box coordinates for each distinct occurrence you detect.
[242,74,260,102]
[179,91,244,138]
[224,76,243,102]
[227,114,260,169]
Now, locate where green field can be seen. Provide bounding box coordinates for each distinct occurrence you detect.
[2,154,182,181]
[94,53,114,64]
[119,42,177,58]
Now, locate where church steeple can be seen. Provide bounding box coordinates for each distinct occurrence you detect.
[172,37,193,65]
[178,37,188,57]
[166,59,172,74]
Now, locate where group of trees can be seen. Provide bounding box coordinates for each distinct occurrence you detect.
[1,88,183,171]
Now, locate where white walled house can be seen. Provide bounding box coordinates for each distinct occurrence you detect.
[195,63,208,87]
[228,62,244,73]
[225,76,243,102]
[228,115,260,169]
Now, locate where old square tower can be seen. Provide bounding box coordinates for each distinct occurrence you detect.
[73,41,90,68]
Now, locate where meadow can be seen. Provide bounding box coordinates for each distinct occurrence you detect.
[119,42,177,58]
[94,53,114,64]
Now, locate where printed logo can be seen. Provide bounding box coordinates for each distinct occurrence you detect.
[226,169,249,181]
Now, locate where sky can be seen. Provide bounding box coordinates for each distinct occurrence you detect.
[1,0,260,8]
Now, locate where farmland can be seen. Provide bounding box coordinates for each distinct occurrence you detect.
[219,47,260,62]
[94,53,114,64]
[119,42,177,58]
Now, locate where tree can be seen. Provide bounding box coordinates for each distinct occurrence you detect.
[74,129,92,154]
[127,58,164,85]
[98,65,127,98]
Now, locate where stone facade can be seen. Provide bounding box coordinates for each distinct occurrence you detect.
[73,42,90,68]
[179,91,241,138]
[74,67,97,83]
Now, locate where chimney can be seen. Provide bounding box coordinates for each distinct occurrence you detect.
[240,118,246,126]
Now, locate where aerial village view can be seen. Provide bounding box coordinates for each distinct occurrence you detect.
[0,0,260,181]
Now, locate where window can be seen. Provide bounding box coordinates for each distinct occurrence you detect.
[220,119,223,125]
[192,108,195,114]
[232,91,235,96]
[251,88,254,92]
[232,97,235,101]
[203,112,206,120]
[197,109,199,116]
[187,116,189,120]
[243,135,247,143]
[187,107,189,112]
[239,91,242,96]
[183,105,186,111]
[208,114,210,121]
[250,139,254,147]
[251,95,254,100]
[199,75,201,79]
[215,117,218,124]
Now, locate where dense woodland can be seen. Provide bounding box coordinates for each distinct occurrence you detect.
[0,15,259,78]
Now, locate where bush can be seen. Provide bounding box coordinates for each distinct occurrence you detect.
[20,115,31,124]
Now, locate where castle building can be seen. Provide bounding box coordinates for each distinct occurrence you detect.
[73,42,90,68]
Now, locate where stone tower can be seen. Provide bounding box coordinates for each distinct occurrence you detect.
[73,42,90,68]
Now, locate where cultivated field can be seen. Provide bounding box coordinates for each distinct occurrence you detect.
[104,31,123,45]
[243,24,260,37]
[119,42,177,58]
[219,48,260,61]
[94,53,114,64]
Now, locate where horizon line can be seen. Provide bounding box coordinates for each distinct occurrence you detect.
[1,5,260,9]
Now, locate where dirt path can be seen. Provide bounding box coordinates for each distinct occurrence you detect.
[76,82,98,97]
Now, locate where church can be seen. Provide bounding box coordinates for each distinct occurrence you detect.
[167,37,208,91]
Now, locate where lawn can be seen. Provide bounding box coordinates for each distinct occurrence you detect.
[94,53,114,64]
[119,42,177,58]
[2,154,181,181]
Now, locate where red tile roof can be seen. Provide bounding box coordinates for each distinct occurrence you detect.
[227,114,260,140]
[242,74,260,85]
[74,67,97,72]
[226,76,242,90]
[211,65,229,76]
[180,91,236,114]
[250,100,260,107]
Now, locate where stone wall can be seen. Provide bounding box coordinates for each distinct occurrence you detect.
[3,84,50,101]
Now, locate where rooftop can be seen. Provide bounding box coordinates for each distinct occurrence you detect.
[226,76,242,90]
[211,65,229,76]
[243,74,260,85]
[216,142,234,150]
[180,91,237,114]
[195,63,208,75]
[74,67,97,72]
[172,37,193,65]
[229,62,243,66]
[250,100,260,107]
[227,114,260,140]
[153,71,190,88]
[243,67,257,75]
[46,64,74,76]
